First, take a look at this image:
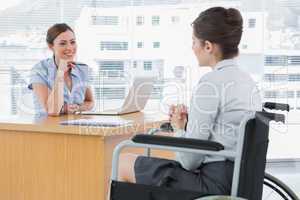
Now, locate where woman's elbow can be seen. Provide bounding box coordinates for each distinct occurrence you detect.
[46,107,61,116]
[84,100,95,111]
[48,112,60,116]
[45,102,63,116]
[89,100,95,110]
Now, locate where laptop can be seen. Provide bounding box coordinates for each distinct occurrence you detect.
[81,76,155,115]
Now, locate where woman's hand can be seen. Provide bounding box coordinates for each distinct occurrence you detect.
[58,59,75,74]
[169,104,188,130]
[63,104,80,114]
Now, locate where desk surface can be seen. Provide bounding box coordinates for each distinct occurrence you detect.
[0,111,168,137]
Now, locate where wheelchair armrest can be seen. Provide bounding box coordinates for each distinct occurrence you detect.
[256,111,285,124]
[132,134,224,151]
[263,102,290,112]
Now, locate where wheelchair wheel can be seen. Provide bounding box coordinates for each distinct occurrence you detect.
[262,172,299,200]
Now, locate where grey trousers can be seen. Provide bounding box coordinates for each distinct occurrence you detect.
[134,156,234,195]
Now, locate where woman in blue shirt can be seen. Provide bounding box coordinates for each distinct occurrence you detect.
[117,7,261,195]
[28,23,94,116]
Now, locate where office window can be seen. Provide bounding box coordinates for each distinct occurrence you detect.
[171,16,180,24]
[288,74,300,82]
[264,90,294,98]
[133,61,137,68]
[100,41,128,51]
[137,41,143,48]
[92,16,119,25]
[144,61,152,71]
[151,86,163,99]
[98,60,124,77]
[94,87,125,99]
[264,74,288,82]
[152,16,160,26]
[8,67,31,114]
[173,66,185,79]
[136,16,144,25]
[248,18,256,28]
[153,41,160,48]
[288,56,300,65]
[264,55,287,66]
[241,44,248,49]
[264,91,277,98]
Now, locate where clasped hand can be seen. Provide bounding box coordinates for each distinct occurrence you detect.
[169,104,188,130]
[58,59,75,74]
[63,104,80,114]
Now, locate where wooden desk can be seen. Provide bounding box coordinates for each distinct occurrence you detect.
[0,112,168,200]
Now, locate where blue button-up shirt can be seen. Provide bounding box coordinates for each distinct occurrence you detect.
[28,57,90,115]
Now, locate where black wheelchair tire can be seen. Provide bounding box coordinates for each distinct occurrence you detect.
[263,172,299,200]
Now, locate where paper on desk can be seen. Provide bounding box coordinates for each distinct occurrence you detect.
[60,118,133,127]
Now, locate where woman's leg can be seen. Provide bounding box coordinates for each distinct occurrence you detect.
[108,153,137,200]
[118,153,138,183]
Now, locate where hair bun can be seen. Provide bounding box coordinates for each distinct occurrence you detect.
[192,6,243,59]
[226,8,243,27]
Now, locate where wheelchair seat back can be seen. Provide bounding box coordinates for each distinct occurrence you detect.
[237,111,282,200]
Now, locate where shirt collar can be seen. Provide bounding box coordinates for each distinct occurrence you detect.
[70,64,82,78]
[213,58,238,71]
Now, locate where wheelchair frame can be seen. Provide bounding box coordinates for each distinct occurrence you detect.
[110,102,291,199]
[111,111,254,197]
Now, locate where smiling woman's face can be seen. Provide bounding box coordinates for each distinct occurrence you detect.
[49,30,77,61]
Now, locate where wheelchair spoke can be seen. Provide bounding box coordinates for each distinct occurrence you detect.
[263,181,288,200]
[263,191,275,200]
[262,178,298,200]
[263,173,299,200]
[263,185,276,199]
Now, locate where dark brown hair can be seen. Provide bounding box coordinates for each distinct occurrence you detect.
[46,23,74,45]
[192,7,243,59]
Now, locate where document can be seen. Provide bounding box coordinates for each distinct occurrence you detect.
[60,118,133,127]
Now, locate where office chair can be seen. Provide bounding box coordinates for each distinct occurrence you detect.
[109,104,286,200]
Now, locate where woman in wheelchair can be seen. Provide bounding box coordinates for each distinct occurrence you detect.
[118,7,262,195]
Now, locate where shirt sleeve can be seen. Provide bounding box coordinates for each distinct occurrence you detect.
[175,78,220,171]
[28,62,49,90]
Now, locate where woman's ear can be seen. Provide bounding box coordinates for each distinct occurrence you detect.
[47,43,54,51]
[204,40,213,53]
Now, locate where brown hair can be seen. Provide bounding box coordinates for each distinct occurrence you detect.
[46,23,74,45]
[192,7,243,59]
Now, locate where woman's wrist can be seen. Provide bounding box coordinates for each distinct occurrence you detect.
[171,121,186,130]
[173,125,185,131]
[56,70,65,81]
[173,127,186,137]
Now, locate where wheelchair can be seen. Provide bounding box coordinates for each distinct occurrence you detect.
[109,102,299,200]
